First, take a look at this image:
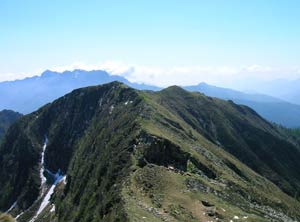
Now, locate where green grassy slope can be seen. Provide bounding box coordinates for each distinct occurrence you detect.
[149,86,300,196]
[0,82,299,222]
[124,87,300,221]
[275,124,300,147]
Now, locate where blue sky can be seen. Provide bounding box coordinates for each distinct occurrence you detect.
[0,0,300,87]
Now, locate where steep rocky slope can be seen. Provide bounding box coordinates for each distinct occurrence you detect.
[0,82,300,222]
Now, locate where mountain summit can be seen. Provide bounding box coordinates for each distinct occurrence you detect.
[1,82,300,222]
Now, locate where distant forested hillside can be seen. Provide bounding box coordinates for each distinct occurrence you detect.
[0,110,22,141]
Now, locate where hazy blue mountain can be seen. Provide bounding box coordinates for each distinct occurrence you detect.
[185,82,283,103]
[240,79,300,105]
[0,70,159,114]
[272,79,300,105]
[185,82,300,128]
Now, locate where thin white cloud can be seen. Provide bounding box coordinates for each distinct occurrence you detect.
[50,61,133,75]
[0,72,33,82]
[0,61,300,88]
[96,62,299,87]
[242,64,273,73]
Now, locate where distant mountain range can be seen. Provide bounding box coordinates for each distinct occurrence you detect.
[185,83,300,128]
[0,69,299,128]
[0,70,159,114]
[240,78,300,105]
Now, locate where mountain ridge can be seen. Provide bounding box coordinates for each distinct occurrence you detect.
[1,69,299,128]
[1,82,300,221]
[0,70,158,114]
